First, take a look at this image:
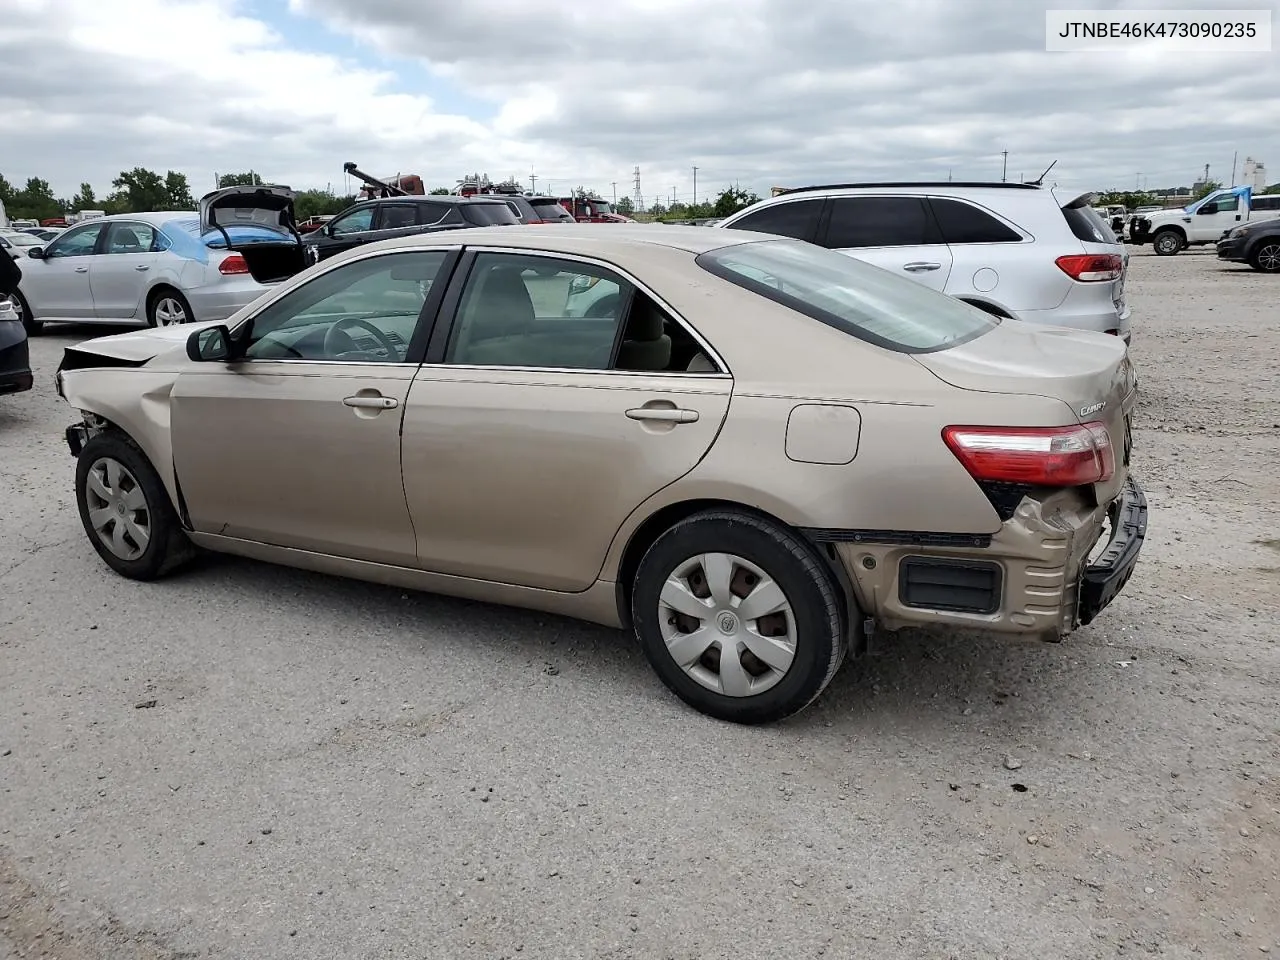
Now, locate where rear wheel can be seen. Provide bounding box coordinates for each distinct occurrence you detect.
[630,510,846,724]
[1249,240,1280,273]
[1153,230,1183,256]
[75,432,195,580]
[147,288,192,327]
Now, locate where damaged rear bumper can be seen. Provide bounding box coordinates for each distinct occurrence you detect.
[821,476,1148,642]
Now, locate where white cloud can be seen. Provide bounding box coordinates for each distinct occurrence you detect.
[1,0,1277,206]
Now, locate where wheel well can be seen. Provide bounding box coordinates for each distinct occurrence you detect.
[613,498,854,631]
[1154,225,1186,240]
[958,298,1013,318]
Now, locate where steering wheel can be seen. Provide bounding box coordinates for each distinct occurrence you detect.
[323,316,400,360]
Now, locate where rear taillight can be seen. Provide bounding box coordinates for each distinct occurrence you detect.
[1055,253,1123,282]
[943,422,1115,487]
[218,253,249,275]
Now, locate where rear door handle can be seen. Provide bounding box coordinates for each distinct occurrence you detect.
[626,407,699,423]
[134,264,150,271]
[343,395,398,409]
[74,266,88,273]
[903,261,942,272]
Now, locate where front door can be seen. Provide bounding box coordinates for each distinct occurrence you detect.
[307,203,376,263]
[821,196,954,292]
[19,220,107,319]
[170,248,454,565]
[90,220,162,319]
[401,251,732,591]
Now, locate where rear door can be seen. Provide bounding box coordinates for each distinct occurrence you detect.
[89,220,163,319]
[400,249,731,591]
[818,195,953,292]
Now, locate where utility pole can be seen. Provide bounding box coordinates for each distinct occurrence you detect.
[1001,151,1008,182]
[1230,151,1238,187]
[948,168,952,182]
[633,166,643,213]
[692,166,698,208]
[530,168,537,193]
[612,182,617,204]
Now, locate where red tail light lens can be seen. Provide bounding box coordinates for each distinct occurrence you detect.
[1055,254,1123,282]
[943,422,1115,487]
[218,253,249,275]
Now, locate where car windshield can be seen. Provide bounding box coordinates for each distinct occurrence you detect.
[462,202,520,226]
[697,238,999,354]
[3,233,41,246]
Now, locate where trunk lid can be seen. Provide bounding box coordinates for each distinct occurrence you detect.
[198,185,308,284]
[914,321,1136,501]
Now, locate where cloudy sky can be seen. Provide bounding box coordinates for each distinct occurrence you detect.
[1,0,1276,206]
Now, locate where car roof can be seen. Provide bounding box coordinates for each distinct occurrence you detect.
[358,195,509,206]
[76,211,197,225]
[362,223,761,258]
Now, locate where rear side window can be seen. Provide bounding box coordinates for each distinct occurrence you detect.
[377,204,419,230]
[728,199,823,241]
[824,197,941,248]
[1251,195,1280,212]
[698,238,997,354]
[529,199,573,220]
[1061,204,1115,243]
[504,200,525,221]
[462,203,520,226]
[928,198,1022,243]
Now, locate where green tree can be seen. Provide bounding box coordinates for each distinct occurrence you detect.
[217,171,264,187]
[0,173,14,206]
[164,171,194,209]
[1096,190,1160,209]
[70,182,98,210]
[106,167,170,212]
[12,177,62,220]
[1263,182,1280,195]
[712,185,760,218]
[294,189,356,220]
[429,187,452,195]
[1192,179,1223,201]
[615,196,635,215]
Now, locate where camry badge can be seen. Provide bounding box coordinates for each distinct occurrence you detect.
[1079,401,1105,417]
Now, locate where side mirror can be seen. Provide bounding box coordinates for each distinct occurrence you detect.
[187,324,231,362]
[1198,202,1219,215]
[27,247,45,259]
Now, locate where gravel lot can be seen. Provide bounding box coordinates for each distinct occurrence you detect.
[2,248,1278,959]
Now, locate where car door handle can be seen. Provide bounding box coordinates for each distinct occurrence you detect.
[134,264,150,271]
[74,266,88,273]
[626,407,699,423]
[343,395,398,409]
[903,261,942,272]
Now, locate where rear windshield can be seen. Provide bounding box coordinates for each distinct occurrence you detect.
[696,239,998,354]
[1062,203,1117,243]
[529,199,574,219]
[461,202,520,226]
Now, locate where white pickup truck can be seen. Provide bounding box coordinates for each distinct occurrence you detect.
[1130,187,1280,255]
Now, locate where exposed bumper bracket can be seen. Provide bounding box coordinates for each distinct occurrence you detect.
[1077,477,1148,626]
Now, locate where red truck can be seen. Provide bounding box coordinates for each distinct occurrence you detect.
[556,196,630,223]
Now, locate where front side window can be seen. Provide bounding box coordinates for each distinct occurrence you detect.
[330,206,374,236]
[105,222,157,254]
[729,199,823,242]
[1205,194,1240,213]
[45,222,106,258]
[242,251,448,362]
[445,253,632,369]
[824,197,941,248]
[697,238,997,354]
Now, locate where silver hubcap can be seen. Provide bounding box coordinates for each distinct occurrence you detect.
[84,457,151,561]
[658,552,797,697]
[1257,243,1280,271]
[1157,235,1178,253]
[5,295,22,321]
[154,298,187,326]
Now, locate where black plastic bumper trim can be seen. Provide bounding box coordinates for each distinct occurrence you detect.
[801,528,992,549]
[1077,476,1148,626]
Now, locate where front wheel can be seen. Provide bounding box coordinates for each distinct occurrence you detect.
[75,432,195,580]
[1249,240,1280,273]
[630,510,847,724]
[1152,231,1183,256]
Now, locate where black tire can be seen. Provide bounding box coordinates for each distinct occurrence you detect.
[146,287,193,328]
[584,294,620,318]
[631,510,846,724]
[13,291,40,335]
[1248,240,1280,273]
[75,431,195,580]
[1152,230,1183,256]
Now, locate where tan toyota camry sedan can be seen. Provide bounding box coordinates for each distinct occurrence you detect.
[56,214,1146,724]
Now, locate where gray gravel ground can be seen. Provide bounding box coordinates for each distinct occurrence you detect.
[2,248,1278,960]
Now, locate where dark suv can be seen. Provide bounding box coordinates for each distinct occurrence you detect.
[303,195,519,263]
